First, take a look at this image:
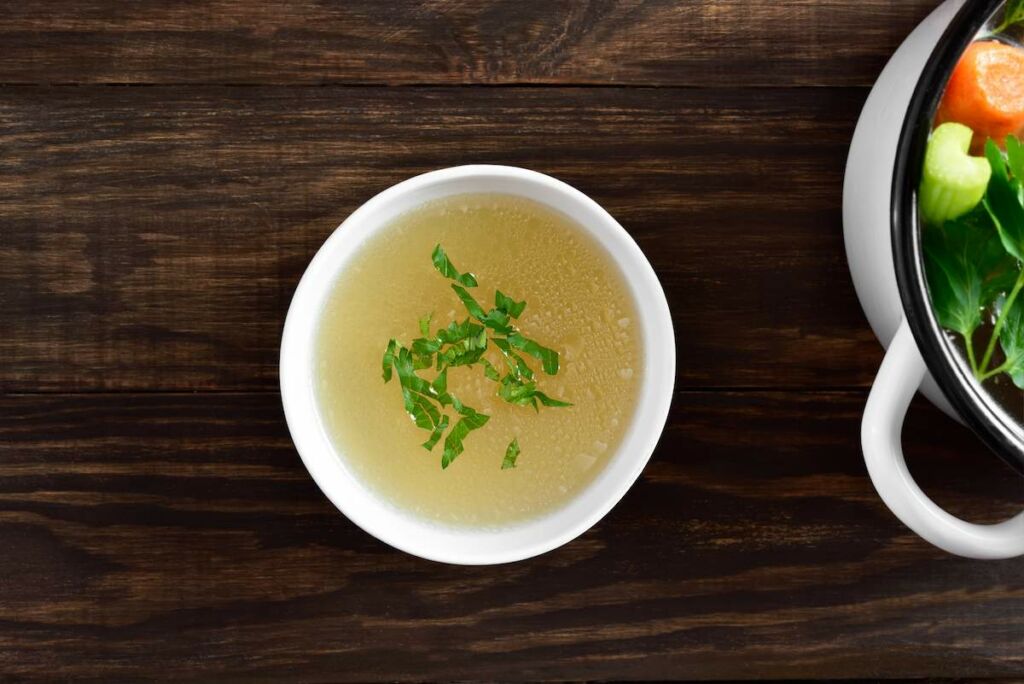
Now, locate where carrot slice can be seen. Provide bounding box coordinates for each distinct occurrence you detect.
[937,41,1024,152]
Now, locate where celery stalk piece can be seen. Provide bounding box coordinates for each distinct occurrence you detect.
[919,122,992,226]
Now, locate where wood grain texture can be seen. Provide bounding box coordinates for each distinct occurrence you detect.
[0,0,939,86]
[0,391,1020,681]
[0,85,877,392]
[4,1,1024,680]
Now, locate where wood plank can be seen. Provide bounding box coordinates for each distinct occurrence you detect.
[0,85,878,392]
[0,391,1019,681]
[0,0,939,86]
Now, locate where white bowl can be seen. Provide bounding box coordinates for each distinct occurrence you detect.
[280,165,675,564]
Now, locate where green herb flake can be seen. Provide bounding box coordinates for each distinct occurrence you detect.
[495,290,527,318]
[481,358,501,381]
[412,351,433,370]
[498,374,538,407]
[508,332,560,375]
[394,347,438,400]
[432,244,478,288]
[996,0,1024,33]
[535,391,573,408]
[404,389,440,430]
[436,318,480,345]
[382,339,398,382]
[422,414,450,451]
[482,308,514,334]
[451,283,488,320]
[431,367,448,395]
[497,374,571,411]
[441,347,486,368]
[502,438,520,470]
[441,405,490,469]
[418,312,433,337]
[493,337,535,380]
[438,326,488,368]
[412,337,442,355]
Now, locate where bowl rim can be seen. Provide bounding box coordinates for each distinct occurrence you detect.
[892,0,1024,475]
[280,165,676,564]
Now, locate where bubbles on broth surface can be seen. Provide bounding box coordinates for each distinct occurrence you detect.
[314,193,643,528]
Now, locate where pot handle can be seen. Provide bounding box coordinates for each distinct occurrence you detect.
[862,319,1024,559]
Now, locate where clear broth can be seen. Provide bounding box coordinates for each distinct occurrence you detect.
[314,193,643,527]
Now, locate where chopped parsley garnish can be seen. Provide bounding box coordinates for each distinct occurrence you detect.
[381,245,572,469]
[502,438,520,470]
[418,312,433,337]
[495,290,527,318]
[481,358,501,381]
[432,245,479,288]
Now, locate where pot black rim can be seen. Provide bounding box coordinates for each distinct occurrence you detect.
[892,0,1024,476]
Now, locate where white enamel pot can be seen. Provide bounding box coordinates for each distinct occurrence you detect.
[844,0,1024,558]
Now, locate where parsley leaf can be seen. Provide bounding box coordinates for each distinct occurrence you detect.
[502,438,520,470]
[498,374,540,409]
[382,339,398,382]
[535,391,573,408]
[481,308,514,334]
[451,284,488,320]
[498,374,571,411]
[995,293,1024,388]
[452,284,516,334]
[412,351,434,370]
[984,139,1024,261]
[432,244,478,287]
[431,367,448,395]
[1007,136,1024,181]
[442,404,490,469]
[507,332,559,375]
[495,290,527,318]
[493,337,535,380]
[422,414,450,451]
[412,337,442,355]
[436,318,481,345]
[437,325,488,368]
[481,358,501,381]
[394,347,439,401]
[923,209,1016,339]
[996,0,1024,33]
[404,389,440,430]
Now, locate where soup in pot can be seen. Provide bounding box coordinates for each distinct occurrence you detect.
[920,2,1024,419]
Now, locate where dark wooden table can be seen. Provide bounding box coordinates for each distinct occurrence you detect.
[3,1,1024,681]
